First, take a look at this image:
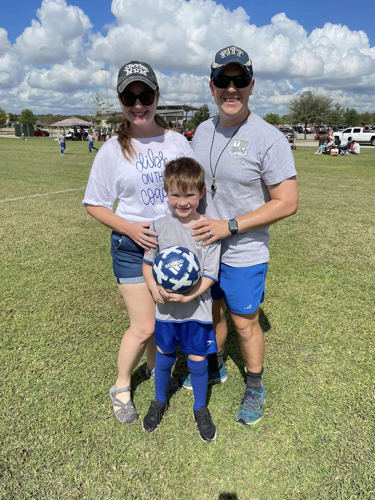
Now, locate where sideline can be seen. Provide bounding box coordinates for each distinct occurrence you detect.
[0,187,85,203]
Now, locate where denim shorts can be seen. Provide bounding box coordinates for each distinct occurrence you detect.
[211,262,268,314]
[110,231,145,284]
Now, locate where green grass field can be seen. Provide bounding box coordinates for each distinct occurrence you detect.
[1,137,374,499]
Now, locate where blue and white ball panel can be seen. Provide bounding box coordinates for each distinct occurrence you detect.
[152,246,201,293]
[155,319,217,356]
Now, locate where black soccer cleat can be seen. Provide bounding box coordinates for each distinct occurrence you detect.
[193,406,217,442]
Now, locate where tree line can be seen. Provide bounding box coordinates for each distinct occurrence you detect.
[264,91,375,130]
[2,92,374,132]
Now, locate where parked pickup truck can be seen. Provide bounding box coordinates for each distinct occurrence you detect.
[333,127,375,146]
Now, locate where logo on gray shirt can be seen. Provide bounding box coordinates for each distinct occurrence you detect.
[229,140,248,157]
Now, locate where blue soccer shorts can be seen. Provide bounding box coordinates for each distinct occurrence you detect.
[211,262,268,315]
[155,320,218,356]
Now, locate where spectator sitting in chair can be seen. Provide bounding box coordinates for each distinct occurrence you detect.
[314,139,333,154]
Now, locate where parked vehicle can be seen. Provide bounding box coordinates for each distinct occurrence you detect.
[314,129,328,140]
[333,127,375,146]
[34,128,50,137]
[183,130,194,141]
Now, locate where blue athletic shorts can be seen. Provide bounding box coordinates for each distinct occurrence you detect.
[211,262,268,315]
[155,320,218,356]
[110,231,145,284]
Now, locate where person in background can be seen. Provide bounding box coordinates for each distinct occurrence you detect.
[58,130,66,155]
[348,140,360,155]
[87,130,98,153]
[82,60,191,424]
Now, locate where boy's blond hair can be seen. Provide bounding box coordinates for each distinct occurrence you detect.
[164,157,205,193]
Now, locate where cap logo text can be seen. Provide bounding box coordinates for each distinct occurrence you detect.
[124,63,149,77]
[219,47,244,59]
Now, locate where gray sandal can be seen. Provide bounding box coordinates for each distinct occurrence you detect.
[109,385,138,423]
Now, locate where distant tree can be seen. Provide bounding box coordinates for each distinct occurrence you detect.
[327,104,344,127]
[0,108,6,126]
[281,114,292,124]
[8,113,19,124]
[263,113,281,125]
[342,108,361,126]
[289,91,332,138]
[92,92,114,127]
[358,111,373,126]
[19,109,37,125]
[186,104,210,131]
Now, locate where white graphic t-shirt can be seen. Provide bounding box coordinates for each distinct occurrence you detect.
[82,131,192,222]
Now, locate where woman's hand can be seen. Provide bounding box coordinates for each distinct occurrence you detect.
[127,222,158,250]
[192,217,230,246]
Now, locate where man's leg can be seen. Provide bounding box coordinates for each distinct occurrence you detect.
[231,309,266,425]
[230,309,264,374]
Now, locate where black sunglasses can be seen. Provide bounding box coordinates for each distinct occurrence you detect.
[120,89,156,107]
[212,74,252,89]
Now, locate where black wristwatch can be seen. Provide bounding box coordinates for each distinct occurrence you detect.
[228,219,238,235]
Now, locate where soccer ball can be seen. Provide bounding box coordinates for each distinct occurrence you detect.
[152,246,201,293]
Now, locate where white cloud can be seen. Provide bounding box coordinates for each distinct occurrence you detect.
[1,0,374,115]
[0,28,11,55]
[14,0,92,65]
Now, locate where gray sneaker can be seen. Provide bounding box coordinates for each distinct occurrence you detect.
[109,385,138,423]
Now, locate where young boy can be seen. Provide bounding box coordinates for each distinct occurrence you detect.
[58,130,66,155]
[142,157,221,442]
[87,130,98,153]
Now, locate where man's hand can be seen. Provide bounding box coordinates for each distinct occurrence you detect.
[192,217,230,246]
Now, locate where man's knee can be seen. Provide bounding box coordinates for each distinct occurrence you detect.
[231,310,261,340]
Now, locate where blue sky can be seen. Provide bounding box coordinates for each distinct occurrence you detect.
[1,0,375,116]
[3,0,375,44]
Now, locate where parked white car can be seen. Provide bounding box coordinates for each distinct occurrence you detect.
[333,127,375,146]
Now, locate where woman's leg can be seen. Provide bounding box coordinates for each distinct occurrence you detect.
[114,282,155,404]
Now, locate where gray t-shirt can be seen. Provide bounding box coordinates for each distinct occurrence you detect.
[143,214,221,324]
[192,113,296,266]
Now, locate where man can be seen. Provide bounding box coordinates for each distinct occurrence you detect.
[189,45,298,426]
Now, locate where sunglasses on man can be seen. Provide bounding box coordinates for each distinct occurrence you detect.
[212,74,252,89]
[120,89,156,107]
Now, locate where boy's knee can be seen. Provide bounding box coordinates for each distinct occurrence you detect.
[188,357,208,375]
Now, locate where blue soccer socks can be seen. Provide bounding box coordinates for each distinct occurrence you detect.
[187,357,208,411]
[154,350,176,403]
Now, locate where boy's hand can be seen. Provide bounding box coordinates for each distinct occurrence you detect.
[150,284,169,304]
[166,292,190,303]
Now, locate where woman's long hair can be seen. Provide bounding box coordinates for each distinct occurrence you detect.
[117,93,169,161]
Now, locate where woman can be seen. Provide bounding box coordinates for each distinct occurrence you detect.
[83,61,191,423]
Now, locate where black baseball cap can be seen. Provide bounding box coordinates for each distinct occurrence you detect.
[117,61,159,93]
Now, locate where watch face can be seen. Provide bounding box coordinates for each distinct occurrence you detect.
[229,219,238,233]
